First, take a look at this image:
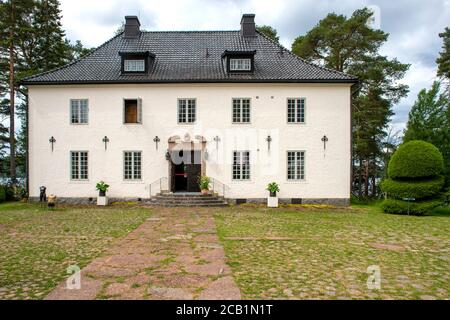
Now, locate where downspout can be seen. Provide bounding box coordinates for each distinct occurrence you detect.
[350,81,361,199]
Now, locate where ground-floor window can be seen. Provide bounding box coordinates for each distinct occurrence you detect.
[124,151,142,180]
[70,151,88,180]
[287,151,305,180]
[232,151,250,180]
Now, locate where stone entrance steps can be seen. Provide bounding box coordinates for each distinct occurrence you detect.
[148,193,228,207]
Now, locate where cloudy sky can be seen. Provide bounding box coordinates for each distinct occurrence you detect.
[59,0,449,133]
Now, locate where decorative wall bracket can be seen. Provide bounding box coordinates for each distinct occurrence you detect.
[321,135,328,150]
[102,136,110,150]
[153,136,160,150]
[49,136,56,152]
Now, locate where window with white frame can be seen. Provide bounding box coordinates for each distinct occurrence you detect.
[232,151,250,180]
[124,151,142,180]
[178,99,196,123]
[70,151,88,180]
[229,58,251,71]
[70,99,88,124]
[232,98,251,123]
[287,98,305,123]
[124,59,145,72]
[287,151,305,180]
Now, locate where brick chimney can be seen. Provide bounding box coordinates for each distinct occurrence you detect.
[240,14,256,37]
[124,16,140,38]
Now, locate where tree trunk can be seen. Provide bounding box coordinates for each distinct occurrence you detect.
[358,158,363,197]
[8,0,16,183]
[371,160,377,197]
[364,159,369,197]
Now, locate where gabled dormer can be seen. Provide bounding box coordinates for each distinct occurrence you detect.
[119,51,155,74]
[222,50,256,73]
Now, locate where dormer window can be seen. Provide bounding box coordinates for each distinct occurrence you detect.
[222,50,256,73]
[124,59,145,72]
[230,58,251,71]
[119,51,155,74]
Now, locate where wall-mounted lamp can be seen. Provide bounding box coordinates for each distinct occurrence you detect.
[266,135,272,151]
[213,135,220,150]
[321,135,329,150]
[102,136,109,150]
[153,136,160,150]
[165,150,171,161]
[49,136,56,152]
[204,149,209,160]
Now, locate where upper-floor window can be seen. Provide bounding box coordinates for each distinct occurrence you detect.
[70,99,88,124]
[232,98,251,123]
[287,151,305,180]
[70,151,88,180]
[124,151,142,180]
[287,98,305,123]
[124,59,145,72]
[178,99,196,123]
[229,58,251,71]
[233,151,250,180]
[123,98,142,124]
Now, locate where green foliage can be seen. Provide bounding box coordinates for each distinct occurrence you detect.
[0,186,5,202]
[436,27,450,80]
[290,7,409,198]
[95,181,110,193]
[266,182,280,194]
[381,198,442,216]
[381,176,445,200]
[388,141,444,179]
[198,176,211,190]
[256,25,280,43]
[403,81,450,184]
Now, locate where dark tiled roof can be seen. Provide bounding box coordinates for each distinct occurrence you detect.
[23,31,357,84]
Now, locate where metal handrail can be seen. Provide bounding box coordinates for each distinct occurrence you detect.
[149,177,168,197]
[210,177,230,198]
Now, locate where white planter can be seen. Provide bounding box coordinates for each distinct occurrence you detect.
[97,196,108,206]
[267,196,278,208]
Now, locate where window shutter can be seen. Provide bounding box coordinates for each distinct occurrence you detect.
[122,100,126,124]
[137,98,142,123]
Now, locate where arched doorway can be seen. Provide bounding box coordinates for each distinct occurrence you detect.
[167,134,206,192]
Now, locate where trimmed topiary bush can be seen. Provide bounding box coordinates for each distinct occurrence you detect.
[381,140,445,215]
[380,176,445,200]
[381,199,442,215]
[388,140,444,179]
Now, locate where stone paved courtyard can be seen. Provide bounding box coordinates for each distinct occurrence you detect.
[45,207,241,300]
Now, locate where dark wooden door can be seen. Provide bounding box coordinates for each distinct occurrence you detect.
[186,151,201,192]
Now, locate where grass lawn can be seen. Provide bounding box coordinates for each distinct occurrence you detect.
[215,204,450,300]
[0,202,151,299]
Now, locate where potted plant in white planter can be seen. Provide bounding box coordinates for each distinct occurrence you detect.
[266,182,280,208]
[198,176,211,195]
[96,181,110,206]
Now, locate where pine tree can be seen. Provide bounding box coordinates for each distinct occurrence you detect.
[403,81,450,184]
[256,25,280,43]
[291,8,409,197]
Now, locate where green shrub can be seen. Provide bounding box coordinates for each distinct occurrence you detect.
[0,186,5,203]
[388,141,444,179]
[381,176,445,200]
[381,198,442,215]
[4,185,15,201]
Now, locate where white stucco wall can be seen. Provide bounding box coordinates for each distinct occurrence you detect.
[28,83,352,200]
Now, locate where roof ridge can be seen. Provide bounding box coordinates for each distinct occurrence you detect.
[141,30,239,33]
[255,30,357,80]
[22,32,124,82]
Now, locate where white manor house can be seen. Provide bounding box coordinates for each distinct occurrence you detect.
[23,14,357,205]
